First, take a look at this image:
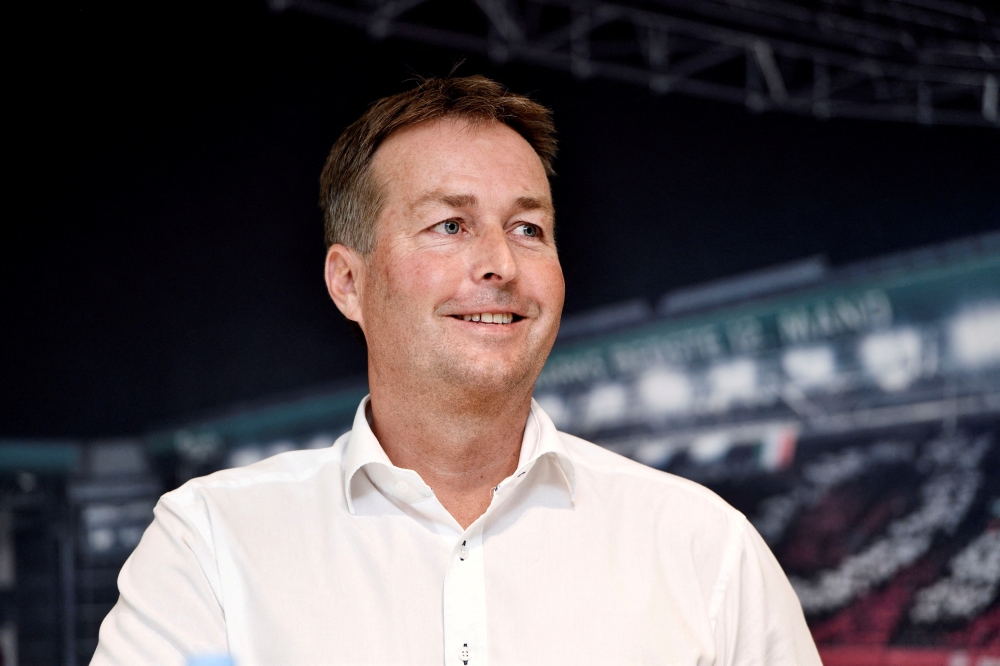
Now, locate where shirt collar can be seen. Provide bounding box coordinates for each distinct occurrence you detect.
[517,398,578,499]
[342,395,577,514]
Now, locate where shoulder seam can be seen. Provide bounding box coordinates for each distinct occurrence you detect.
[150,493,226,606]
[707,513,749,633]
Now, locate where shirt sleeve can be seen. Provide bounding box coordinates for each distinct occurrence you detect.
[712,517,822,666]
[90,494,228,666]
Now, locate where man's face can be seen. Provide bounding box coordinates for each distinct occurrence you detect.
[356,117,564,396]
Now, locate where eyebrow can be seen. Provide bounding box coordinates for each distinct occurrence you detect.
[409,191,476,212]
[514,196,555,216]
[410,191,553,216]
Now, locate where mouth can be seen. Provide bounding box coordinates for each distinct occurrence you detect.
[450,312,524,325]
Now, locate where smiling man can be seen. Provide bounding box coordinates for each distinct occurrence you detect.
[92,76,820,666]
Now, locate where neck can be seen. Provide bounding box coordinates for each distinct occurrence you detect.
[367,367,535,529]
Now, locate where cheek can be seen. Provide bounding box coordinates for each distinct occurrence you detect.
[529,256,565,311]
[379,251,460,306]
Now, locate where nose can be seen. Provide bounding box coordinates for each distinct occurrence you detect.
[471,224,518,284]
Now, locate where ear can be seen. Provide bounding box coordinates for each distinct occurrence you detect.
[325,244,367,329]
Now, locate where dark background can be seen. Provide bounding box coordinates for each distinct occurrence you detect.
[4,0,999,438]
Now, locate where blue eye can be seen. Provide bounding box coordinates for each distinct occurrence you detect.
[515,224,538,237]
[442,220,460,235]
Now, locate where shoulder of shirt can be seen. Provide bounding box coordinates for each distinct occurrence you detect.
[557,430,746,522]
[160,434,349,509]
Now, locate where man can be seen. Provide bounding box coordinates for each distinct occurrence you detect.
[92,76,820,665]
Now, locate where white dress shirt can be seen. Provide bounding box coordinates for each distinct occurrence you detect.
[92,397,820,666]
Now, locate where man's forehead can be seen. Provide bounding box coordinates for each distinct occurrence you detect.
[373,117,546,177]
[380,115,514,150]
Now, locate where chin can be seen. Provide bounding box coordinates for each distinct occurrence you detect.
[437,354,538,393]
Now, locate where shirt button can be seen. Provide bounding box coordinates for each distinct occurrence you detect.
[459,546,468,560]
[394,481,409,494]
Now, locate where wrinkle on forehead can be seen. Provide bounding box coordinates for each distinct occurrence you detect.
[407,191,554,217]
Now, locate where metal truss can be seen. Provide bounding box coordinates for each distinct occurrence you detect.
[270,0,1000,127]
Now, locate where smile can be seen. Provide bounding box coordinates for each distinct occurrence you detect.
[452,313,520,325]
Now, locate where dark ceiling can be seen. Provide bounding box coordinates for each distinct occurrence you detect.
[4,0,999,438]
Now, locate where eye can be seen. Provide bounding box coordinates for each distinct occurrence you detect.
[513,223,539,237]
[433,220,461,235]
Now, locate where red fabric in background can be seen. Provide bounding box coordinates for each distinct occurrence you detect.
[947,603,1000,649]
[810,560,941,646]
[820,647,1000,665]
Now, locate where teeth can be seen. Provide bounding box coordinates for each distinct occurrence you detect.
[459,313,515,324]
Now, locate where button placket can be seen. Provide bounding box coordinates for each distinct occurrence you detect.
[440,463,538,666]
[442,523,488,666]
